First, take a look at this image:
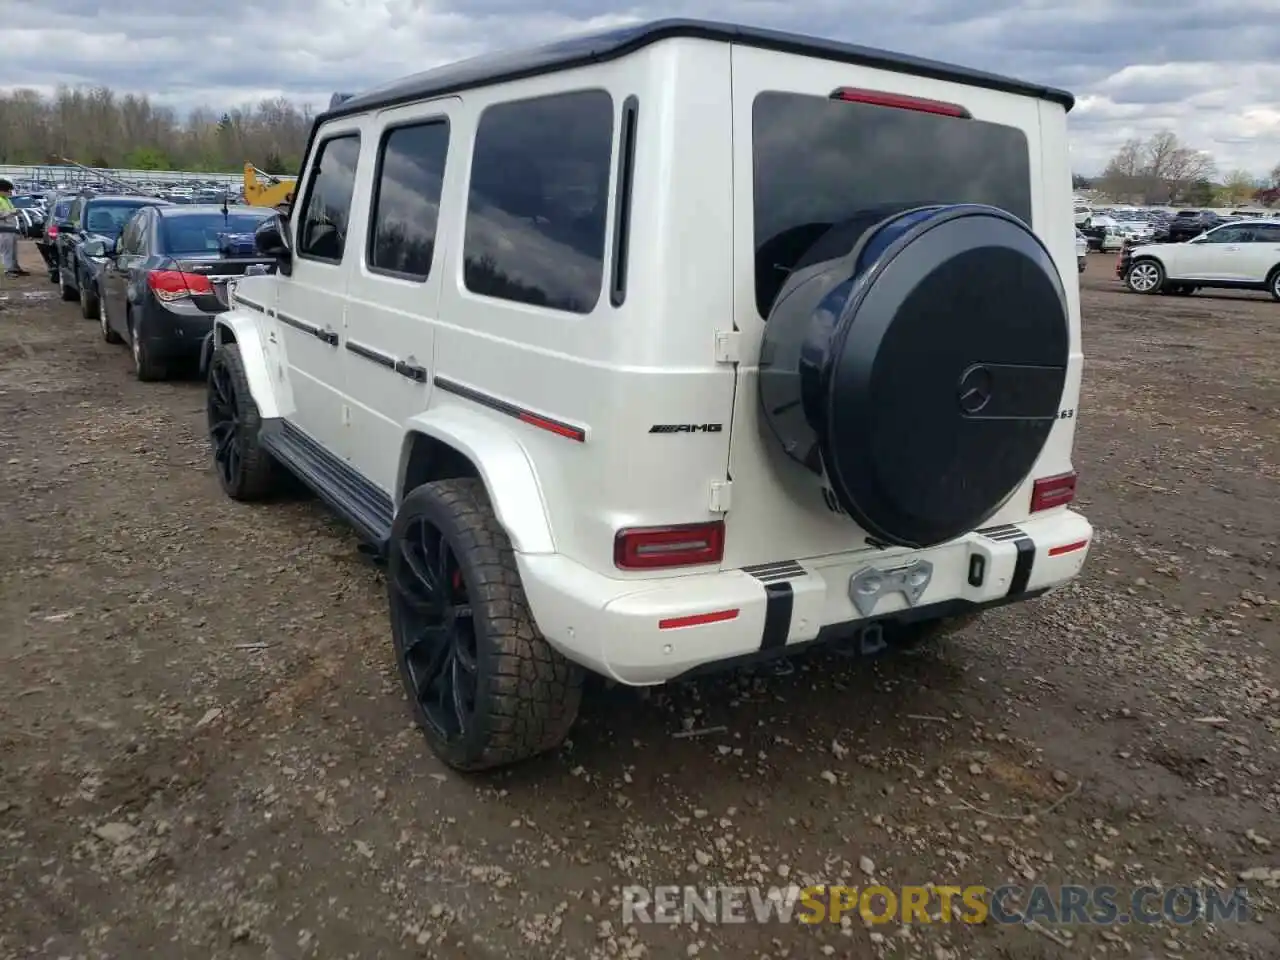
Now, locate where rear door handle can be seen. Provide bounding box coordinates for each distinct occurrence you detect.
[395,361,427,383]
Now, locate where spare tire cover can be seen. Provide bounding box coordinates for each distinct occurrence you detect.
[758,204,1070,549]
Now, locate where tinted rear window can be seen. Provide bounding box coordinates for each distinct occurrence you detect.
[160,212,272,254]
[752,91,1033,318]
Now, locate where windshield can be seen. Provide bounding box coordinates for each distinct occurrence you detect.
[12,196,37,209]
[85,202,155,236]
[160,211,272,255]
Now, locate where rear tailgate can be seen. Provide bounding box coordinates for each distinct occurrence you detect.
[173,255,275,313]
[722,44,1074,570]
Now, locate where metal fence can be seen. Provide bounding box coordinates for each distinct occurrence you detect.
[0,164,241,188]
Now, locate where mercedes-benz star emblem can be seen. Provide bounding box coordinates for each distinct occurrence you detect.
[957,364,993,414]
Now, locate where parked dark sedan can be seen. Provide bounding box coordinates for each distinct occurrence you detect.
[35,191,82,278]
[86,204,277,381]
[55,194,171,316]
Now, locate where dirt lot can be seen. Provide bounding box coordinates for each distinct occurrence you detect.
[1,245,1277,960]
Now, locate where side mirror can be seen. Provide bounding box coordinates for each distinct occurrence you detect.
[82,238,108,258]
[254,214,292,273]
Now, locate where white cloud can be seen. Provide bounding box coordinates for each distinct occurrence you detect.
[1,0,1276,177]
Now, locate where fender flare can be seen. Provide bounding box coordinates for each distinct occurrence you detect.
[399,407,555,555]
[212,311,281,420]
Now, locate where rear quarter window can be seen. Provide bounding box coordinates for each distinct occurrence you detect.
[752,91,1033,318]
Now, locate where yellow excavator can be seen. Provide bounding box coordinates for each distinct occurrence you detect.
[242,164,297,212]
[241,97,354,212]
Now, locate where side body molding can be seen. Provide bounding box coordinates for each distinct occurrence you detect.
[399,407,555,555]
[213,311,282,421]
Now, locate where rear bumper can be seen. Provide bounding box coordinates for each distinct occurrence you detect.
[518,509,1093,685]
[140,302,216,360]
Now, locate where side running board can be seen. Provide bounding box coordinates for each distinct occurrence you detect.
[258,420,394,551]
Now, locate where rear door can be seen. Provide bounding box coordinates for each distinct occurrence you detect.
[723,45,1049,569]
[1244,223,1280,282]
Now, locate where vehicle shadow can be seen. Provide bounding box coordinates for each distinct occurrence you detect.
[498,634,972,787]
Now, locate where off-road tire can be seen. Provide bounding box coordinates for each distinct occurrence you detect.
[207,342,278,501]
[99,284,122,343]
[389,479,583,771]
[1125,259,1164,295]
[79,275,100,320]
[1268,268,1280,303]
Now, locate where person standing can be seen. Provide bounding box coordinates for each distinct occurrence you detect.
[0,179,29,277]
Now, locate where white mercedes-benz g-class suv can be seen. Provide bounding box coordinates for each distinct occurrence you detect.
[203,19,1091,770]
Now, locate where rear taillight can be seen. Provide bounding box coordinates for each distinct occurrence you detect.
[47,224,58,238]
[148,269,214,301]
[614,521,725,570]
[1031,471,1077,513]
[831,86,971,119]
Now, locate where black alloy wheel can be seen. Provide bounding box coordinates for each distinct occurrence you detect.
[208,358,243,491]
[390,514,480,744]
[205,343,276,500]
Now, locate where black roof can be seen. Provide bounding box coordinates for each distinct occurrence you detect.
[323,18,1074,123]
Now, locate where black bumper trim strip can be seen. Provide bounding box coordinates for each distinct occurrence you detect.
[1008,535,1035,596]
[760,581,793,650]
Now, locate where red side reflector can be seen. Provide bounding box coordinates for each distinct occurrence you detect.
[830,86,971,119]
[659,608,739,630]
[1048,539,1089,557]
[518,411,585,443]
[1031,471,1077,512]
[614,521,725,570]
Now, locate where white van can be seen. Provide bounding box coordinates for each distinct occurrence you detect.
[202,19,1092,770]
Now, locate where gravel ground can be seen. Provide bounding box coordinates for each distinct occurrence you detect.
[1,246,1277,960]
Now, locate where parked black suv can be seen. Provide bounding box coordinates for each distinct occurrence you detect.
[1165,210,1227,243]
[53,194,169,315]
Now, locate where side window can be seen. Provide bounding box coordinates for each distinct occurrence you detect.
[120,213,144,254]
[463,89,614,314]
[297,134,361,263]
[1206,226,1249,244]
[367,120,450,280]
[1250,224,1280,243]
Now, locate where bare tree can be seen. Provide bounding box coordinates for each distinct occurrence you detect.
[1098,138,1146,201]
[0,85,314,174]
[1097,130,1218,204]
[1219,169,1258,206]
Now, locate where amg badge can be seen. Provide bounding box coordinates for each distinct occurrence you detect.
[649,423,724,434]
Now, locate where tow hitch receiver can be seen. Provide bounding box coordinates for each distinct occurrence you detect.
[848,558,933,617]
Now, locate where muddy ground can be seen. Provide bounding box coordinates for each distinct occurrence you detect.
[1,245,1277,960]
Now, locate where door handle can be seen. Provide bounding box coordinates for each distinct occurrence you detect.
[395,360,427,383]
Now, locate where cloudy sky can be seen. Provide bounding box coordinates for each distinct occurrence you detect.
[4,0,1277,178]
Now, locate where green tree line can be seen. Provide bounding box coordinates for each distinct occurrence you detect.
[0,85,314,175]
